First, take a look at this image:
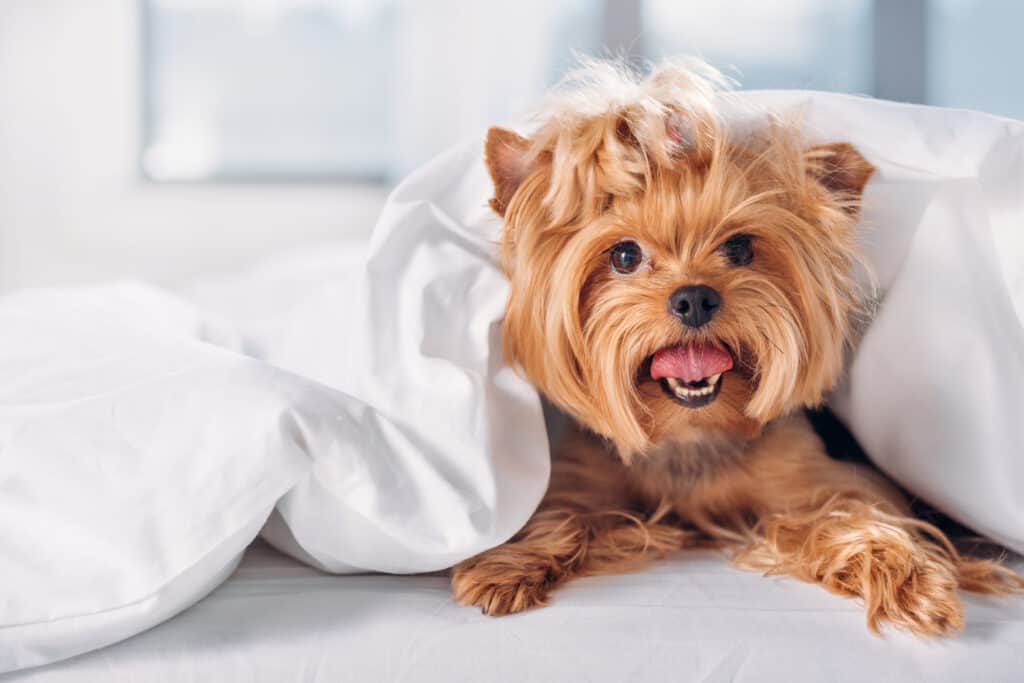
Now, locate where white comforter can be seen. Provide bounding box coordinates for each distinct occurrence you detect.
[1,91,1022,672]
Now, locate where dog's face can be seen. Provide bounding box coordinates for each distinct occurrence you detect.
[488,65,873,458]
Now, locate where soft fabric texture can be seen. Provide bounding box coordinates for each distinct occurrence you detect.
[243,143,551,574]
[0,143,550,671]
[0,285,309,670]
[8,541,1023,683]
[0,92,1022,672]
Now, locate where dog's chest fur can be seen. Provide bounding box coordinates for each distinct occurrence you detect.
[625,433,750,499]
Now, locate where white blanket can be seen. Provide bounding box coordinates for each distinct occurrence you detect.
[1,92,1022,672]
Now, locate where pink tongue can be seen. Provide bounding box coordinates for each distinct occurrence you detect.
[650,344,733,383]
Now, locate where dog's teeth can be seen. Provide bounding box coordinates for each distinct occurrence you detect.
[675,384,709,398]
[664,374,721,402]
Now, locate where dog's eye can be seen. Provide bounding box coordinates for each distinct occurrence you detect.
[609,240,643,274]
[721,233,754,266]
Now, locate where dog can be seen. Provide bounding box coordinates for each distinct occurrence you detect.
[450,60,1022,635]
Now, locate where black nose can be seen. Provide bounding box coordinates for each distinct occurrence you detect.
[669,285,721,328]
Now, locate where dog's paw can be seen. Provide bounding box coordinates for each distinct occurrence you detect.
[742,505,966,637]
[451,552,560,616]
[804,524,965,636]
[860,548,963,637]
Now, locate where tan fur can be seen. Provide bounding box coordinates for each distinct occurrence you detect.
[451,60,1022,635]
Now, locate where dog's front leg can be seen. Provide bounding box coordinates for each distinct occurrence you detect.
[729,416,1022,636]
[452,432,692,615]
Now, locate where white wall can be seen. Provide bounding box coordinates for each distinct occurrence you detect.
[0,1,387,292]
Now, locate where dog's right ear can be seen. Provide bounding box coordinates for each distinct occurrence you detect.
[484,127,533,215]
[805,142,875,213]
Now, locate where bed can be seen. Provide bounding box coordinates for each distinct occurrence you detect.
[7,539,1021,682]
[4,90,1024,680]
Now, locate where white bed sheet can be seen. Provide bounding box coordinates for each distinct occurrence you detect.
[8,540,1022,683]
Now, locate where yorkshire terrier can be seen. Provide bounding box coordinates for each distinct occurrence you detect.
[451,60,1022,635]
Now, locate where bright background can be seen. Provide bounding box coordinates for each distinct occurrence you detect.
[1,0,1021,292]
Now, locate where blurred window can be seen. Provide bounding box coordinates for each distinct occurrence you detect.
[141,0,601,182]
[643,0,874,94]
[143,0,401,181]
[141,0,1024,184]
[927,0,1024,120]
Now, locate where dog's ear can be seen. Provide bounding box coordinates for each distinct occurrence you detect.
[485,127,533,215]
[805,142,875,205]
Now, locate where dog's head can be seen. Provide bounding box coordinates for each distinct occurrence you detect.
[487,60,874,458]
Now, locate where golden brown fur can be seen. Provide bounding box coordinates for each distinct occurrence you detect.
[452,60,1022,635]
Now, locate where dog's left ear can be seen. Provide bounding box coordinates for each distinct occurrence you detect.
[485,127,534,215]
[805,142,875,205]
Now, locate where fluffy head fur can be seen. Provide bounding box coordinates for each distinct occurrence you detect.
[486,59,874,457]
